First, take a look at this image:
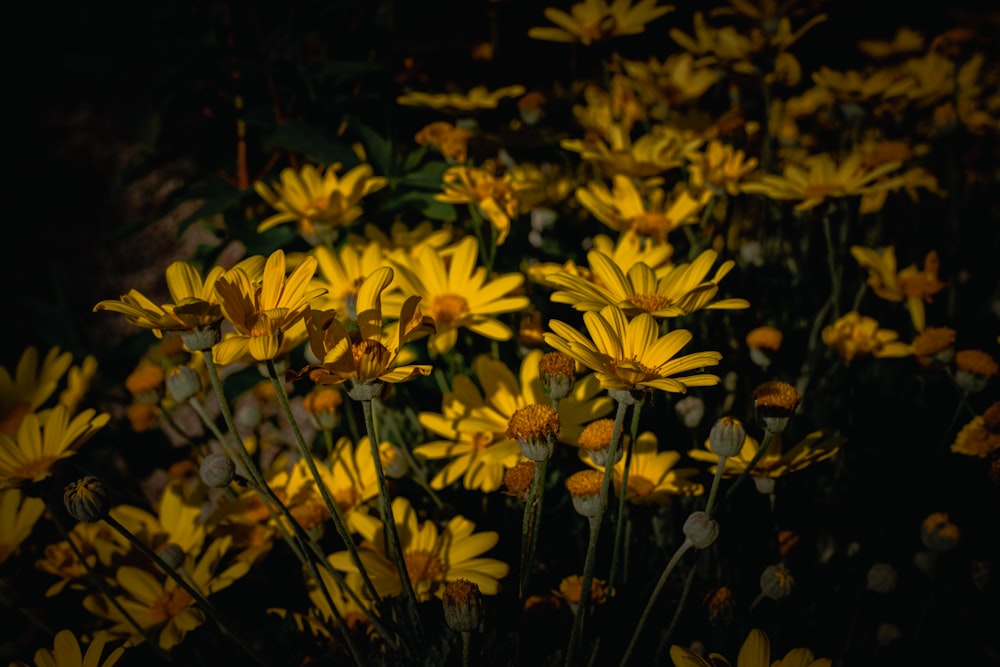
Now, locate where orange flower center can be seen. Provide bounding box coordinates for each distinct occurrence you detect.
[149,587,194,625]
[429,294,470,326]
[334,486,360,513]
[801,183,843,200]
[608,357,657,385]
[626,475,654,497]
[405,550,445,584]
[8,456,58,481]
[472,432,494,453]
[628,293,672,313]
[630,212,672,238]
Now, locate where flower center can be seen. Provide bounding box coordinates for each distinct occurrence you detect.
[627,293,672,313]
[247,309,288,337]
[429,294,470,326]
[9,456,58,481]
[404,550,445,584]
[608,357,657,385]
[626,475,655,498]
[148,587,193,625]
[472,432,494,453]
[334,486,360,513]
[630,212,672,237]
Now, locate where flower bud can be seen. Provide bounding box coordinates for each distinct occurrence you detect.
[442,579,484,633]
[866,562,898,594]
[708,417,746,457]
[165,366,202,403]
[200,453,236,488]
[64,477,110,523]
[507,404,560,462]
[683,511,719,549]
[577,419,620,467]
[502,461,535,502]
[180,325,222,352]
[303,387,343,431]
[379,443,409,479]
[921,512,960,552]
[565,470,604,518]
[539,352,576,401]
[759,564,794,600]
[752,381,801,434]
[753,477,776,495]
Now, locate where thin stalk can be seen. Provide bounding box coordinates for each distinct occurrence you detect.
[461,631,472,667]
[654,563,699,662]
[703,455,728,517]
[565,398,629,667]
[609,397,643,590]
[618,539,695,667]
[822,214,841,320]
[519,457,547,600]
[722,430,775,504]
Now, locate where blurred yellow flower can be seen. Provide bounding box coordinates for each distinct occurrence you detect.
[688,430,843,482]
[621,53,722,112]
[0,487,45,564]
[397,85,526,111]
[670,627,832,667]
[415,350,613,492]
[811,66,914,105]
[0,346,73,436]
[576,175,711,245]
[545,304,723,393]
[821,311,912,362]
[254,163,388,243]
[547,248,749,318]
[110,479,207,555]
[0,405,110,488]
[329,496,509,601]
[951,401,1000,458]
[687,140,760,196]
[584,431,703,503]
[415,121,474,163]
[528,0,673,45]
[213,250,325,366]
[386,237,529,355]
[435,165,521,245]
[10,629,128,667]
[561,124,697,179]
[35,520,131,597]
[345,221,454,258]
[858,27,925,59]
[849,246,945,331]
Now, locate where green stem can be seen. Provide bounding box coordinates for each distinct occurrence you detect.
[609,396,643,591]
[704,455,728,517]
[565,398,629,667]
[822,214,841,320]
[722,430,775,504]
[461,631,472,667]
[618,539,694,667]
[519,458,547,600]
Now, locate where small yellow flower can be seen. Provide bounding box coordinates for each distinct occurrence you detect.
[689,430,843,481]
[553,574,609,614]
[0,405,110,488]
[0,487,45,563]
[308,240,394,319]
[850,246,945,331]
[810,65,914,105]
[544,304,723,393]
[950,402,1000,458]
[435,166,521,245]
[254,163,388,242]
[415,121,474,163]
[528,0,673,45]
[670,627,832,667]
[396,85,526,111]
[620,53,722,112]
[10,629,128,667]
[858,27,925,59]
[912,326,956,363]
[584,431,703,503]
[561,124,697,179]
[821,311,912,362]
[687,139,760,196]
[746,326,782,351]
[0,346,74,436]
[921,512,960,552]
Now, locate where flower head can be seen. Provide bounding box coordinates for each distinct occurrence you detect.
[0,405,110,488]
[0,346,73,435]
[0,487,45,564]
[689,430,842,481]
[506,404,560,461]
[435,166,521,245]
[397,85,526,111]
[950,402,1000,458]
[528,0,674,45]
[822,311,912,363]
[544,304,723,393]
[584,431,703,503]
[11,629,129,667]
[415,121,474,163]
[850,246,945,331]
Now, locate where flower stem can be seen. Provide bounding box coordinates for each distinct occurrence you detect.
[519,457,547,600]
[704,455,728,517]
[609,396,643,590]
[822,214,841,320]
[654,563,698,662]
[722,430,775,504]
[618,539,694,667]
[565,397,629,667]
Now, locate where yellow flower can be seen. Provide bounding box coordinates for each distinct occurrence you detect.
[290,266,435,386]
[576,175,711,245]
[687,140,760,196]
[621,53,722,113]
[345,221,454,258]
[386,236,530,355]
[670,627,832,667]
[82,536,251,650]
[0,346,73,436]
[0,487,45,563]
[35,520,131,597]
[810,66,914,105]
[0,405,110,488]
[821,311,913,363]
[434,166,521,245]
[10,629,128,667]
[850,246,945,331]
[544,304,723,393]
[688,430,843,481]
[415,121,474,163]
[950,401,1000,458]
[583,431,703,503]
[527,231,674,286]
[415,350,613,492]
[254,163,388,243]
[858,27,925,59]
[528,0,673,45]
[741,152,903,212]
[547,248,750,318]
[396,85,526,111]
[308,240,394,319]
[329,496,509,602]
[561,124,698,179]
[553,574,610,613]
[58,354,99,415]
[212,249,325,366]
[110,480,207,555]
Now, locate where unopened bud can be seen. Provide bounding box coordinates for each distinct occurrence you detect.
[709,417,746,457]
[683,511,719,549]
[165,366,202,403]
[442,579,484,633]
[64,477,110,523]
[200,453,236,488]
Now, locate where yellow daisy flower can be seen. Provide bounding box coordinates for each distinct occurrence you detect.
[740,152,903,212]
[212,249,326,366]
[0,346,73,436]
[35,520,131,597]
[849,246,945,332]
[415,121,474,163]
[544,304,723,393]
[386,236,530,355]
[82,536,251,650]
[415,350,613,492]
[0,487,45,564]
[58,354,99,415]
[110,479,207,555]
[621,53,722,112]
[688,431,843,481]
[583,431,703,503]
[810,65,915,105]
[561,124,698,180]
[576,175,712,246]
[435,165,521,245]
[527,231,674,286]
[308,240,394,319]
[858,27,925,59]
[345,221,454,258]
[329,496,509,602]
[254,163,388,243]
[528,0,673,45]
[547,248,750,318]
[396,85,526,111]
[290,266,435,387]
[670,627,831,667]
[0,405,110,488]
[821,311,913,363]
[10,629,128,667]
[687,139,760,196]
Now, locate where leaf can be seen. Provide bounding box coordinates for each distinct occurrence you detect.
[265,122,360,167]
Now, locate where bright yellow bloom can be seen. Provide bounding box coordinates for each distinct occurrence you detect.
[561,124,698,179]
[82,536,250,650]
[308,240,394,319]
[547,248,750,318]
[576,175,711,245]
[528,0,674,45]
[212,249,325,365]
[110,480,207,555]
[291,266,435,386]
[821,311,913,363]
[570,81,647,139]
[849,246,945,332]
[0,346,73,436]
[0,487,45,563]
[415,350,613,492]
[0,405,110,488]
[396,85,526,111]
[10,629,128,667]
[741,152,903,211]
[689,430,842,481]
[670,627,831,667]
[687,140,760,196]
[508,161,574,213]
[345,221,454,258]
[386,236,530,355]
[435,166,521,245]
[329,496,509,601]
[544,304,723,393]
[254,163,388,243]
[584,431,702,503]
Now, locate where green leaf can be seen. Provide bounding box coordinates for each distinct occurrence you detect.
[265,122,360,167]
